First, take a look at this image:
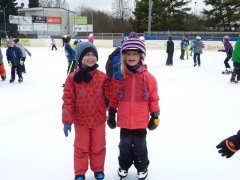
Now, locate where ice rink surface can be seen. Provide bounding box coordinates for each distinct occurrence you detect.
[0,46,240,180]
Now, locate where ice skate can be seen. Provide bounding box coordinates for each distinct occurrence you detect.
[230,79,238,84]
[1,75,6,81]
[94,171,105,180]
[222,69,231,74]
[118,167,128,179]
[137,169,148,180]
[75,174,85,180]
[18,77,23,83]
[9,78,15,83]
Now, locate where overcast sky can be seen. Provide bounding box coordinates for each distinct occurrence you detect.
[17,0,207,14]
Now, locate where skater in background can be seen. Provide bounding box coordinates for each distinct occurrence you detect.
[0,47,6,80]
[14,38,32,73]
[62,42,110,180]
[216,130,240,158]
[62,35,77,87]
[190,40,195,56]
[180,36,187,60]
[107,32,160,180]
[105,45,121,78]
[185,35,190,59]
[218,35,233,74]
[6,40,23,83]
[51,37,57,50]
[230,36,240,83]
[88,33,94,44]
[192,36,204,67]
[105,36,128,78]
[71,39,81,50]
[166,36,174,66]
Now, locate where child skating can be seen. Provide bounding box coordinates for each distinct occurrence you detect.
[218,35,233,74]
[6,40,23,83]
[192,36,204,67]
[230,36,240,83]
[14,38,32,73]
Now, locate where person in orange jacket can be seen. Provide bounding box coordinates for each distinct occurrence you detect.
[62,42,110,180]
[107,32,160,180]
[0,47,6,81]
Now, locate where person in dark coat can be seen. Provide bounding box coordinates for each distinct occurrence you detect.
[166,36,174,66]
[6,40,23,83]
[218,35,233,74]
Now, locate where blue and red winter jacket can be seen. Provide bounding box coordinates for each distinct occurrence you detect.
[6,46,22,66]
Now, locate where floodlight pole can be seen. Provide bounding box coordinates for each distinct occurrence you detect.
[147,0,152,36]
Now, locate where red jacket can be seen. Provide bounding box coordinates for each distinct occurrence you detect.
[62,69,110,127]
[110,65,160,129]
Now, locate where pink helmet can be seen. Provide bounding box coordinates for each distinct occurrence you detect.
[223,35,230,41]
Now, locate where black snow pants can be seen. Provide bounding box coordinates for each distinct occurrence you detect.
[231,62,240,81]
[224,56,231,69]
[118,128,149,171]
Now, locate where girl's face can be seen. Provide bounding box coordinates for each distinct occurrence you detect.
[81,52,97,67]
[125,51,141,67]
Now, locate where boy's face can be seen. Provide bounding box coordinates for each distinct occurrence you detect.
[125,50,141,67]
[81,52,97,68]
[7,41,15,47]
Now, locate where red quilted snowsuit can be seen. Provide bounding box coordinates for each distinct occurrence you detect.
[62,68,110,175]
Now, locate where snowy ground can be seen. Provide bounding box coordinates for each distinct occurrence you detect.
[0,46,240,180]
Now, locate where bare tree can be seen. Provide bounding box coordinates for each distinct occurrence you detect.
[111,0,133,20]
[39,0,68,8]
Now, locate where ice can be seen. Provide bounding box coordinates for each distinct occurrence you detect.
[0,47,239,180]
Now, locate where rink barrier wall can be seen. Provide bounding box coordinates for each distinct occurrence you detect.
[1,38,236,51]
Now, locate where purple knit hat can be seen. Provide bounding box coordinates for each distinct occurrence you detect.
[121,32,146,60]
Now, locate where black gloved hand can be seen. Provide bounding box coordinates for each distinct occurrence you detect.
[216,130,240,158]
[107,108,117,129]
[148,112,160,130]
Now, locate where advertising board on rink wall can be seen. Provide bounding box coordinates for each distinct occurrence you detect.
[9,15,32,25]
[74,25,93,32]
[32,16,47,23]
[10,15,62,32]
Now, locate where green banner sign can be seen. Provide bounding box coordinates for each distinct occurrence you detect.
[74,16,87,25]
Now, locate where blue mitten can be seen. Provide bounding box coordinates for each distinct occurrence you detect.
[63,124,72,137]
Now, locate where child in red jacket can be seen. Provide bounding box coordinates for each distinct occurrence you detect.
[107,32,160,180]
[62,42,110,180]
[0,47,6,81]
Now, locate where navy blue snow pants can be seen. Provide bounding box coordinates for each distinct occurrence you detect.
[118,128,149,171]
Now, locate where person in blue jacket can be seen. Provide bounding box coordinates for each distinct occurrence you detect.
[180,36,187,60]
[105,37,128,79]
[6,40,23,83]
[62,36,76,87]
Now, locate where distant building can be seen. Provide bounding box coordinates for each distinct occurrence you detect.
[17,7,77,36]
